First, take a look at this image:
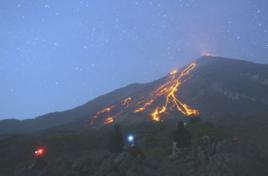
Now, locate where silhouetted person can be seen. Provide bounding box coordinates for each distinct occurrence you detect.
[27,147,48,176]
[127,135,145,160]
[107,124,126,176]
[126,135,145,175]
[109,124,125,154]
[170,121,192,158]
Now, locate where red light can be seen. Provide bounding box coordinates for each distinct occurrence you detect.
[34,148,45,157]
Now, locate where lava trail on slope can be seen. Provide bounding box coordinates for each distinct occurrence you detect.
[89,62,199,126]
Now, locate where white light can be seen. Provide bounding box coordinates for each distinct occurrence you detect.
[128,135,134,142]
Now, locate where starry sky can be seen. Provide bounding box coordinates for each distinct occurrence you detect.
[1,0,268,119]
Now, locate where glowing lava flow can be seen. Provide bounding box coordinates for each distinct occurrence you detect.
[122,97,132,107]
[90,106,114,125]
[89,62,200,125]
[134,62,199,121]
[89,97,133,125]
[104,117,114,125]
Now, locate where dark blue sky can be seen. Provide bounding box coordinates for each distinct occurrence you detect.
[1,0,268,119]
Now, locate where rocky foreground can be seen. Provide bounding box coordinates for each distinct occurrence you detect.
[16,137,267,176]
[2,121,265,176]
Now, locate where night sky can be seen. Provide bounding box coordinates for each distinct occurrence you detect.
[1,0,268,119]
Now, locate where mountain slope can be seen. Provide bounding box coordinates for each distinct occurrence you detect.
[1,56,268,134]
[81,56,268,126]
[181,56,268,119]
[0,83,147,134]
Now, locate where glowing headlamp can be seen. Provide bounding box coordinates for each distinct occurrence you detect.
[128,135,134,143]
[34,147,45,157]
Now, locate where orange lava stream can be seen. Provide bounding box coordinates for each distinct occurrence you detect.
[90,97,133,125]
[133,99,154,113]
[122,97,132,107]
[134,62,199,121]
[104,117,114,125]
[90,62,200,125]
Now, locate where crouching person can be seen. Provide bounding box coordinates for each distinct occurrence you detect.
[125,134,145,175]
[170,121,192,159]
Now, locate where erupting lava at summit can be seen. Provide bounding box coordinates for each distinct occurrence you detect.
[134,62,199,121]
[89,62,200,125]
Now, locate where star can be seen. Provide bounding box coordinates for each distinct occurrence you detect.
[74,66,83,72]
[55,81,60,86]
[10,88,15,94]
[44,4,50,9]
[53,42,59,47]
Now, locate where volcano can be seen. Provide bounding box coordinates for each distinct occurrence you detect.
[87,56,268,126]
[1,56,268,133]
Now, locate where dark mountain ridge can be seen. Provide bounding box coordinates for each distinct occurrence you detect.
[1,56,268,134]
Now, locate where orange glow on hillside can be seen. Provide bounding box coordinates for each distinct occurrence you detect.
[170,69,177,75]
[201,51,214,57]
[122,97,132,106]
[134,62,199,121]
[89,61,200,125]
[104,117,114,125]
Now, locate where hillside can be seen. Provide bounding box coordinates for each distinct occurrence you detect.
[1,56,268,133]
